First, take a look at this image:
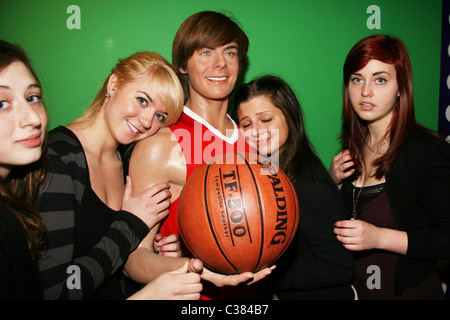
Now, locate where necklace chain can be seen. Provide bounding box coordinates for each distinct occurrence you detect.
[351,138,387,220]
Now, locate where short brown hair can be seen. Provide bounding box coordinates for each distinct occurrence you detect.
[172,11,249,102]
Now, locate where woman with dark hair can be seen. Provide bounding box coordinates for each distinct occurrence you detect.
[0,40,48,299]
[233,75,355,299]
[330,35,450,299]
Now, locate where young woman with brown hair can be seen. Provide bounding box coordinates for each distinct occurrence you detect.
[233,75,355,299]
[0,40,48,299]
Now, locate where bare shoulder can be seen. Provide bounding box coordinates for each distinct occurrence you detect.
[131,127,177,164]
[129,127,186,194]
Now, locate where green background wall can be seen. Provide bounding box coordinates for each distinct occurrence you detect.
[0,0,442,167]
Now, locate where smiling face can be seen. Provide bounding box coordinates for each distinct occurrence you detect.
[348,59,399,128]
[0,61,47,178]
[104,74,169,145]
[181,42,239,103]
[237,95,289,157]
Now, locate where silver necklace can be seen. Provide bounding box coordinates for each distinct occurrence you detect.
[351,139,387,220]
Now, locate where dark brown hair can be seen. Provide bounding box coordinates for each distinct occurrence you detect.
[232,75,321,183]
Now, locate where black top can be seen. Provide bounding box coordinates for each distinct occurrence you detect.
[385,129,450,295]
[0,203,42,299]
[341,182,386,215]
[341,184,444,299]
[341,128,450,296]
[38,126,149,299]
[73,186,126,299]
[270,157,355,299]
[73,150,130,300]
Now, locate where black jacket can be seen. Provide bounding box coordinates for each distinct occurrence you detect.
[272,157,355,299]
[384,128,450,295]
[0,203,42,299]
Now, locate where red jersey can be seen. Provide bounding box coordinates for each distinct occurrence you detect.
[159,108,261,300]
[159,107,250,238]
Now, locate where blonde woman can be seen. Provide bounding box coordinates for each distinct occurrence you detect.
[37,51,201,299]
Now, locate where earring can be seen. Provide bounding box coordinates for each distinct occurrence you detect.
[105,92,111,98]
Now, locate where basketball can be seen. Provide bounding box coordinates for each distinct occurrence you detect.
[178,152,300,274]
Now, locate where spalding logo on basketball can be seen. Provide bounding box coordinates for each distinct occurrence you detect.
[178,152,299,274]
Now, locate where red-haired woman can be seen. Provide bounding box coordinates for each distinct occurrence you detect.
[330,35,450,299]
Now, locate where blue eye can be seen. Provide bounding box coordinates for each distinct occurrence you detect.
[156,113,166,123]
[375,78,387,84]
[137,97,148,106]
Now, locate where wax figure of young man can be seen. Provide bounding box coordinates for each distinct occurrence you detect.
[126,11,273,298]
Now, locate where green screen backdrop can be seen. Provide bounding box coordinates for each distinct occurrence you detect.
[0,0,442,167]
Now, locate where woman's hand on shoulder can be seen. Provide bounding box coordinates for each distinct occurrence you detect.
[121,176,171,229]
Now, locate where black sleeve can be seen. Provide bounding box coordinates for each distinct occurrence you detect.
[273,162,354,291]
[38,127,149,299]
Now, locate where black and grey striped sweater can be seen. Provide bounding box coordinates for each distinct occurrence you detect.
[37,126,149,299]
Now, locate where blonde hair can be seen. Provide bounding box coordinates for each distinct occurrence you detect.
[75,51,184,127]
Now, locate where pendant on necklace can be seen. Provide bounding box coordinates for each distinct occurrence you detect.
[351,206,356,220]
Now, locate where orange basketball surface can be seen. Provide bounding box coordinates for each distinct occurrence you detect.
[178,152,300,274]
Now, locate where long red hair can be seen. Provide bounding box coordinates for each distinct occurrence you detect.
[341,35,417,179]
